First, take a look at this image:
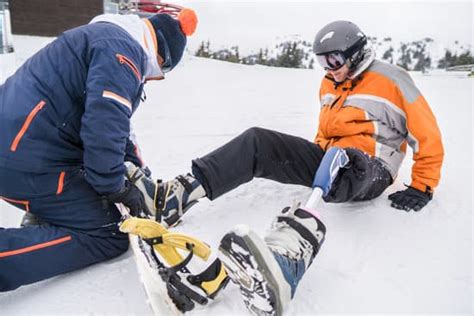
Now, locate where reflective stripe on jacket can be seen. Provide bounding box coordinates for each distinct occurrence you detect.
[315,59,444,192]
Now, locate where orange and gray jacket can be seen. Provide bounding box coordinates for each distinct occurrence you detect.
[315,50,444,192]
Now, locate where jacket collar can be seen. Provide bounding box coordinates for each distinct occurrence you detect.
[89,14,163,81]
[324,47,375,89]
[348,47,375,80]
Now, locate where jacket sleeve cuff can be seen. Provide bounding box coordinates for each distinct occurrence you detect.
[410,180,432,193]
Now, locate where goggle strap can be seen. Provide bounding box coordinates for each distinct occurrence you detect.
[343,36,367,59]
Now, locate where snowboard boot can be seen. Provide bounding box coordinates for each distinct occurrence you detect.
[218,203,326,316]
[20,212,50,227]
[125,162,206,227]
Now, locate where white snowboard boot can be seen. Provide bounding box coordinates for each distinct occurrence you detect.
[125,162,206,227]
[218,203,326,315]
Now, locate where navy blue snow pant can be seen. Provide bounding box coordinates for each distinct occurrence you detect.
[0,168,129,291]
[192,127,393,202]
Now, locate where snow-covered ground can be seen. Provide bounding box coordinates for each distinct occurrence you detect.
[0,35,472,315]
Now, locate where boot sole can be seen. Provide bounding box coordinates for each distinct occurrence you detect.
[218,225,290,316]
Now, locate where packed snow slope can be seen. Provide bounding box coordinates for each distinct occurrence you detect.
[0,36,472,315]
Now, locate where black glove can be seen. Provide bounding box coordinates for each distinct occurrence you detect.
[388,186,432,212]
[345,148,371,179]
[107,180,146,216]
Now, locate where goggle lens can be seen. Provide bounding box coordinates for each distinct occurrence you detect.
[316,52,346,70]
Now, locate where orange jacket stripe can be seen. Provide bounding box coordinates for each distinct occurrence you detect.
[143,34,149,50]
[10,100,46,152]
[0,236,72,258]
[0,196,30,212]
[116,54,142,81]
[102,90,132,111]
[142,19,165,81]
[143,18,159,63]
[56,171,66,195]
[143,19,158,54]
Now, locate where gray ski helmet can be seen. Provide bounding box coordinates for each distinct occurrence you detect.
[313,21,367,67]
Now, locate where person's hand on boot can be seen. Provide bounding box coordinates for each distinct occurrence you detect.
[107,180,147,216]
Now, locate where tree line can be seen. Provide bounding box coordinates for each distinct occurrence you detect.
[194,38,473,72]
[195,40,312,69]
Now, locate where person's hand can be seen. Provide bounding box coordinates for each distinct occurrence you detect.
[344,148,370,180]
[388,186,432,212]
[107,180,147,216]
[324,148,370,202]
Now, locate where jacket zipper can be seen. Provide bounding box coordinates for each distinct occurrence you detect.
[116,54,142,82]
[10,100,46,152]
[56,171,66,195]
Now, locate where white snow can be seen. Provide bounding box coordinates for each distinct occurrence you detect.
[0,35,472,315]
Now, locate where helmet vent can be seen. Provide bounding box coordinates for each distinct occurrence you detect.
[320,31,335,43]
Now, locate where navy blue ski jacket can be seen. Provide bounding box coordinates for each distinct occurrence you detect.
[0,22,147,194]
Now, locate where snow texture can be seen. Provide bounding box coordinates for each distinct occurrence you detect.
[0,35,472,315]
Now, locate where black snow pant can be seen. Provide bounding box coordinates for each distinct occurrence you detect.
[192,127,392,203]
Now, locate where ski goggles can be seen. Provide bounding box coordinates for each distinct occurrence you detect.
[316,51,347,71]
[156,30,173,73]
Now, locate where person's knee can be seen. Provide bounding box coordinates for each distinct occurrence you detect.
[241,127,276,153]
[242,127,269,141]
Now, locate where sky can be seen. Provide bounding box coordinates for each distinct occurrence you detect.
[178,0,473,54]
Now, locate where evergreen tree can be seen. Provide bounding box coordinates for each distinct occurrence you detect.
[227,46,240,63]
[397,43,412,70]
[275,41,304,68]
[195,40,212,58]
[382,46,394,63]
[256,48,270,66]
[414,54,430,72]
[454,51,474,66]
[436,49,474,68]
[438,50,452,68]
